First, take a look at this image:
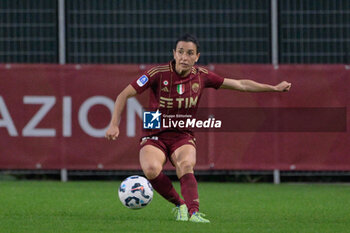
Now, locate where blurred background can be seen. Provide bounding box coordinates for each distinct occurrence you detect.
[1,0,349,64]
[0,0,349,182]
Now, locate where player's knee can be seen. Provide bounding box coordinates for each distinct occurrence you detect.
[178,160,194,173]
[142,163,162,180]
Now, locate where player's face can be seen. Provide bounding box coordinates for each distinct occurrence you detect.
[173,41,200,77]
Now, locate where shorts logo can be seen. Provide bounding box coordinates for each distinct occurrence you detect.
[177,84,185,95]
[143,110,161,129]
[188,139,196,146]
[137,75,149,87]
[140,139,147,146]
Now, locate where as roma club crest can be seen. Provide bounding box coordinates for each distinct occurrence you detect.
[177,84,185,95]
[192,83,199,93]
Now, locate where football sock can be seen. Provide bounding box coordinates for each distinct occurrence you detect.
[180,173,199,215]
[149,172,185,206]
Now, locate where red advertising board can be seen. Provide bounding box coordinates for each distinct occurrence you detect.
[0,64,349,170]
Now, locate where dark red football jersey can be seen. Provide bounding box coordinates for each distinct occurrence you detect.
[130,60,224,136]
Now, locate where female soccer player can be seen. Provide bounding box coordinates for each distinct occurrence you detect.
[105,34,291,223]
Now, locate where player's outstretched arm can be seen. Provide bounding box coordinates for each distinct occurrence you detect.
[220,78,291,92]
[105,85,137,140]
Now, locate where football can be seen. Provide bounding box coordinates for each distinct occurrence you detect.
[118,175,153,209]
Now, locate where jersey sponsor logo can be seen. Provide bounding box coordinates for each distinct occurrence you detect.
[136,75,148,87]
[177,84,185,95]
[159,96,198,109]
[192,83,199,93]
[163,80,169,86]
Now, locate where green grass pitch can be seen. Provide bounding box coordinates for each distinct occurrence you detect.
[0,181,349,233]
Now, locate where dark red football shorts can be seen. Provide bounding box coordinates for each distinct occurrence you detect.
[139,130,196,158]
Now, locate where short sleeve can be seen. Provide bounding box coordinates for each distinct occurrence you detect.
[130,73,153,94]
[204,71,224,89]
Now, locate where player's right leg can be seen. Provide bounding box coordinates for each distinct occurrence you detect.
[139,144,167,180]
[139,145,186,221]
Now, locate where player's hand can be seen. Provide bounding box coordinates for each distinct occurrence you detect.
[275,81,291,92]
[105,125,120,140]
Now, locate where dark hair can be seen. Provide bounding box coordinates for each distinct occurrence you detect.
[174,33,200,53]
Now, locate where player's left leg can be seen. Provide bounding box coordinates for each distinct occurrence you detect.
[171,145,210,223]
